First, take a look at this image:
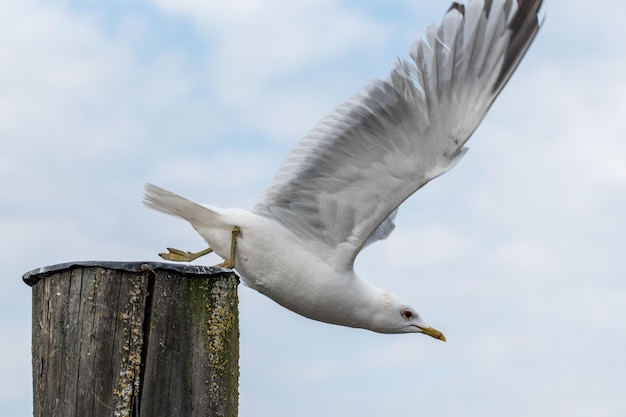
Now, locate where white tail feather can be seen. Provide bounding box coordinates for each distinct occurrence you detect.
[143,183,218,227]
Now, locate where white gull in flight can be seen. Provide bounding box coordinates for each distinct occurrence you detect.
[144,0,543,340]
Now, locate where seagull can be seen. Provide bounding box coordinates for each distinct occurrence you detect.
[144,0,542,340]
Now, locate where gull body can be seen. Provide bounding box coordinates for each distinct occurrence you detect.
[143,197,427,334]
[144,0,543,338]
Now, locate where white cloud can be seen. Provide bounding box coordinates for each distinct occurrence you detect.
[149,0,392,141]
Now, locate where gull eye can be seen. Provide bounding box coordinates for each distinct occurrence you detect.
[402,309,413,320]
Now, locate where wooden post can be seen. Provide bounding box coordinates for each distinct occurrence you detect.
[23,261,239,417]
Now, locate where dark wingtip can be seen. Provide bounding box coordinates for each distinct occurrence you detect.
[448,2,465,15]
[492,0,544,95]
[509,0,544,34]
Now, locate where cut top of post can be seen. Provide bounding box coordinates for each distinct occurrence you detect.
[22,260,236,287]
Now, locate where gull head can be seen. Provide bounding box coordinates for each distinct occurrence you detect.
[370,293,446,341]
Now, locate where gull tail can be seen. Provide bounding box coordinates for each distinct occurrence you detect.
[143,183,218,227]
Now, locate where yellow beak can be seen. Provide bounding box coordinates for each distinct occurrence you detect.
[420,326,446,342]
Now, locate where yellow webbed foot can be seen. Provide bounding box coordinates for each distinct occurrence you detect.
[159,247,214,262]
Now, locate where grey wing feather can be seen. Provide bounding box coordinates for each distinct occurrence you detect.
[253,0,542,268]
[363,208,398,249]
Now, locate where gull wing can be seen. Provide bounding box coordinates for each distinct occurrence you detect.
[253,0,542,268]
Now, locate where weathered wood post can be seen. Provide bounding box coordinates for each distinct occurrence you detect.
[23,261,239,417]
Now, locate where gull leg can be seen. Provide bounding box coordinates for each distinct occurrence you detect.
[215,226,241,269]
[159,247,214,262]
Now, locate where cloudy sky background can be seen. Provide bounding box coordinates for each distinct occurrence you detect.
[2,0,625,416]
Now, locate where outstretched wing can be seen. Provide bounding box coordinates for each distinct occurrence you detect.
[253,0,542,268]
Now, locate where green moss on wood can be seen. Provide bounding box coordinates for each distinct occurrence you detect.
[188,273,240,417]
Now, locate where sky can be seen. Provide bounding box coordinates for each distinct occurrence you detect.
[1,0,625,416]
